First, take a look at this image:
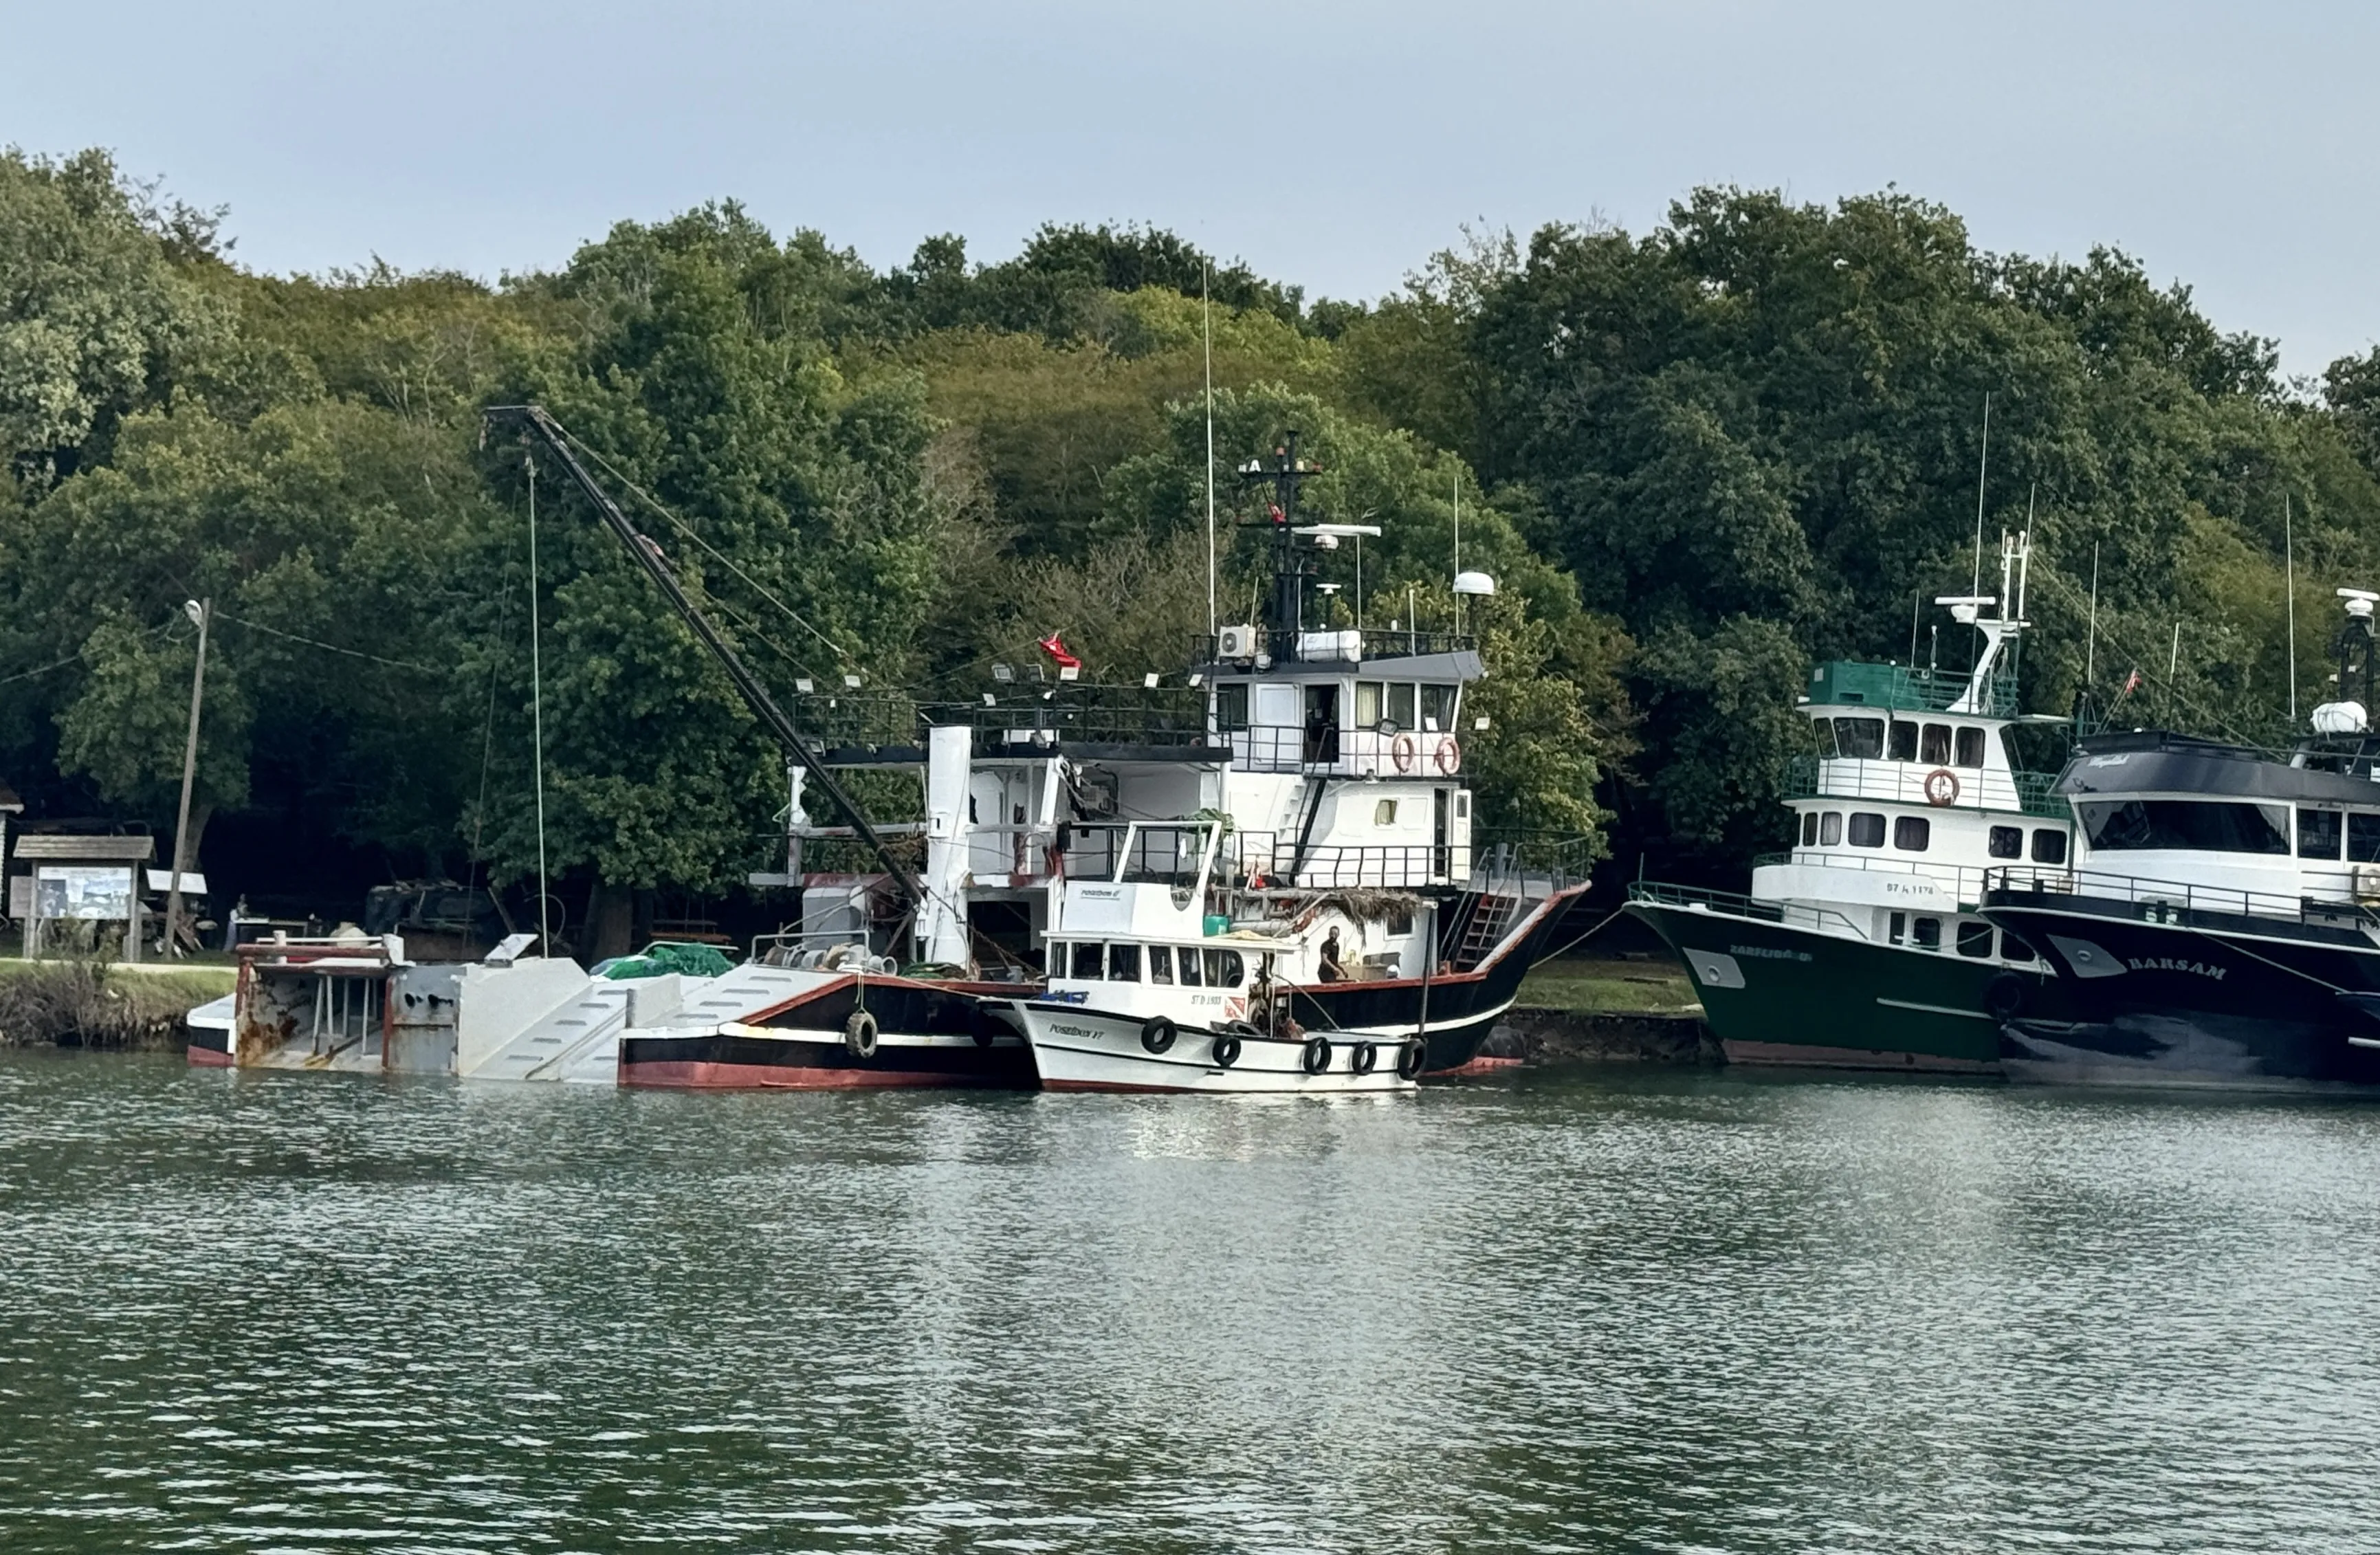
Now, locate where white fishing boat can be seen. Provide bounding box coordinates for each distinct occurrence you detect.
[1004,820,1431,1093]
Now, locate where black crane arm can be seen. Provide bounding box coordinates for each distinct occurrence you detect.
[489,404,927,916]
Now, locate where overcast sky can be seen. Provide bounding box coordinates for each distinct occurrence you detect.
[14,0,2376,378]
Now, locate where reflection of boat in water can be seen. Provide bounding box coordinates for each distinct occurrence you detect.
[1628,534,2076,1072]
[1981,590,2380,1092]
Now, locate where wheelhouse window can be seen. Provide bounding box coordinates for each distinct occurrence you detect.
[1836,718,1884,760]
[1070,942,1104,979]
[1888,721,1919,762]
[2353,814,2380,864]
[1988,825,2023,859]
[1387,683,1417,731]
[1848,812,1886,848]
[1801,812,1819,846]
[1812,719,1840,758]
[1955,920,1994,958]
[1204,949,1244,987]
[1177,948,1203,986]
[1955,727,1985,768]
[1420,684,1457,732]
[1148,946,1174,984]
[1108,944,1141,982]
[2031,829,2067,865]
[1355,681,1385,728]
[1820,812,1843,846]
[2300,808,2344,860]
[1919,724,1952,765]
[1215,683,1250,732]
[1894,816,1930,851]
[2077,800,2289,855]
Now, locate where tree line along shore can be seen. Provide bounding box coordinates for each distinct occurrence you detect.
[6,146,2378,953]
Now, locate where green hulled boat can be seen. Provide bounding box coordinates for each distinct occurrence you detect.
[1629,535,2075,1072]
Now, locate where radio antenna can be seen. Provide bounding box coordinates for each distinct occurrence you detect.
[2285,490,2298,724]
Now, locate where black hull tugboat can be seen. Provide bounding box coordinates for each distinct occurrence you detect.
[1980,590,2380,1092]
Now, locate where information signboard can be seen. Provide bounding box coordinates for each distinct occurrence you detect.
[34,865,134,922]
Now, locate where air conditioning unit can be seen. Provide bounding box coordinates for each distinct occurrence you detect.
[1217,624,1259,661]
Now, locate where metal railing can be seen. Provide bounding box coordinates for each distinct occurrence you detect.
[1810,661,2020,718]
[1783,755,2068,819]
[1198,628,1475,666]
[1627,880,1871,940]
[1222,723,1469,776]
[1981,865,2380,933]
[1754,849,1992,904]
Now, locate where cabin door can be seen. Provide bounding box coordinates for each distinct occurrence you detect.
[1433,786,1449,879]
[1303,685,1340,764]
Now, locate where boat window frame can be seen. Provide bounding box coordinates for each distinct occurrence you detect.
[1888,720,1919,762]
[1836,718,1885,760]
[2300,807,2344,860]
[1847,811,1887,848]
[1893,815,1930,852]
[2351,813,2380,864]
[1954,727,1985,768]
[1176,947,1204,986]
[1912,916,1942,951]
[2077,799,2290,857]
[1108,943,1141,982]
[1919,723,1952,765]
[1954,920,1993,959]
[1203,948,1244,988]
[1147,945,1174,984]
[2031,828,2067,865]
[1987,824,2023,859]
[1070,942,1104,980]
[1820,811,1844,846]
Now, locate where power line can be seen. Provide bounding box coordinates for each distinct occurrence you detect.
[550,423,855,665]
[212,612,437,673]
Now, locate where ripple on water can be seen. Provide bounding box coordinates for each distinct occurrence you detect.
[1,1054,2377,1552]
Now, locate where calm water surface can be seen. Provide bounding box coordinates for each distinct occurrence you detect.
[1,1052,2376,1553]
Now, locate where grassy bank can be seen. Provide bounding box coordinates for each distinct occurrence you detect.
[1517,955,1700,1015]
[0,959,232,1050]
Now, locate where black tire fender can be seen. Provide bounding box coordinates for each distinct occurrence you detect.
[1350,1041,1378,1076]
[1984,972,2027,1022]
[1211,1031,1242,1069]
[1301,1036,1333,1075]
[1141,1016,1177,1055]
[844,1008,880,1060]
[1396,1037,1429,1080]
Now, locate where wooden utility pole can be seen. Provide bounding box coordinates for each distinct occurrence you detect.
[165,598,209,958]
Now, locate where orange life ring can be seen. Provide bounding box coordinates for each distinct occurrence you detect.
[1923,767,1959,806]
[1391,733,1418,773]
[1435,736,1462,774]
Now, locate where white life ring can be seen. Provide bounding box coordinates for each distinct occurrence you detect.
[1435,736,1462,774]
[1391,733,1418,773]
[1923,767,1959,806]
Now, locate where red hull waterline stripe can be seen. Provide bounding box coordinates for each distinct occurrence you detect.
[621,1060,1005,1090]
[187,1045,233,1069]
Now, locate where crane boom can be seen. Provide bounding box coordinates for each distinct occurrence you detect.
[489,404,927,918]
